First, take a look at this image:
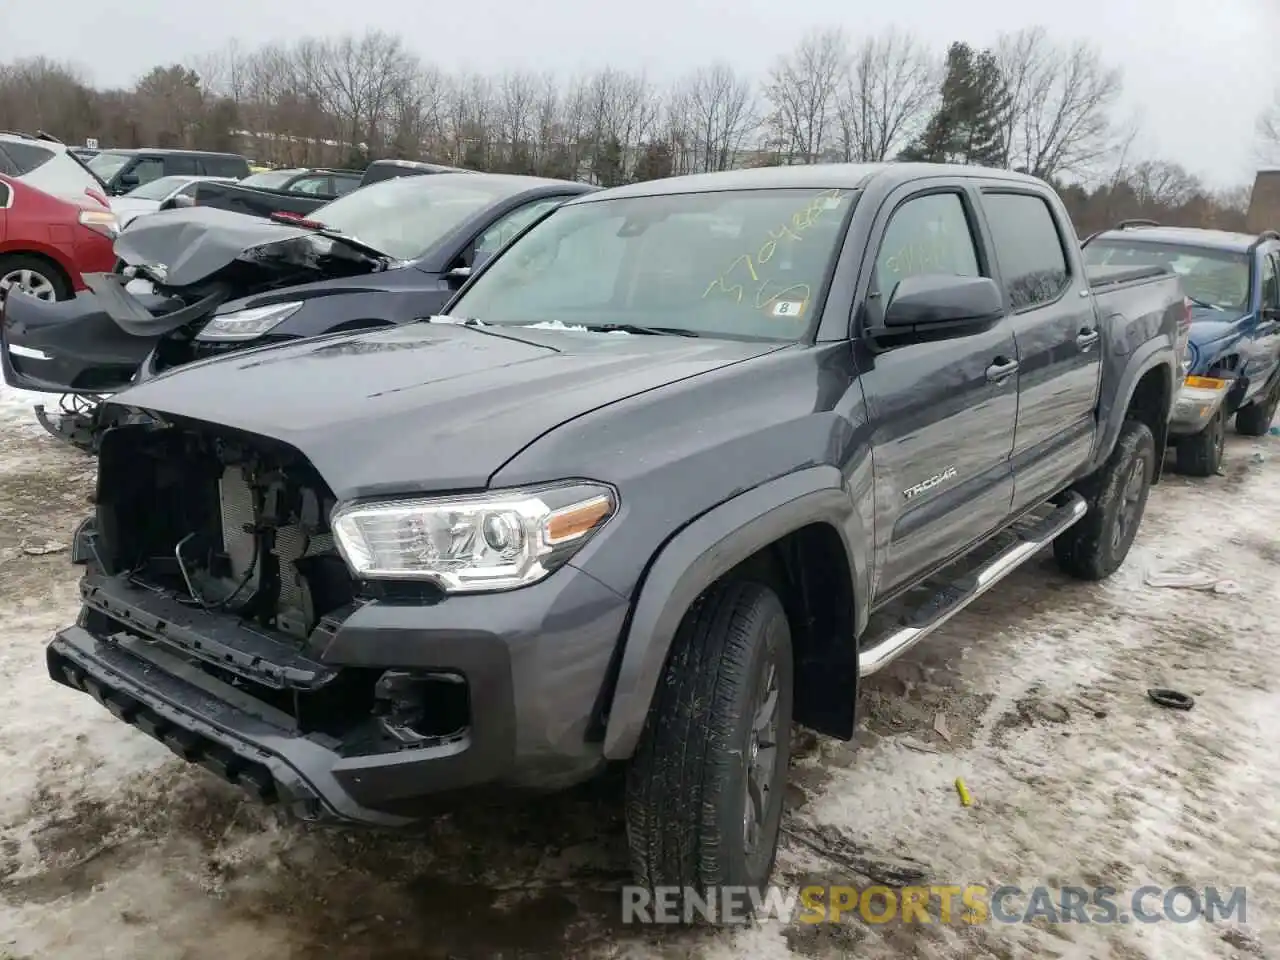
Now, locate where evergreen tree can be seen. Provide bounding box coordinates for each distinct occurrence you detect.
[632,140,673,182]
[900,42,1009,167]
[592,135,626,187]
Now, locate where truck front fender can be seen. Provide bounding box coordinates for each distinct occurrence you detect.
[1095,340,1176,480]
[600,465,867,760]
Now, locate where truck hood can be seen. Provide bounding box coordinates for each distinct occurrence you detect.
[114,206,389,288]
[1187,307,1245,348]
[107,321,784,499]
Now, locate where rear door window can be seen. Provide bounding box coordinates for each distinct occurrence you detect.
[981,192,1071,310]
[200,156,250,178]
[166,155,199,176]
[1,142,54,175]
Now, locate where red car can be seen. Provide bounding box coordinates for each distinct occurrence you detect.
[0,174,118,302]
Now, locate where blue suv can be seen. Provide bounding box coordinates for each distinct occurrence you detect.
[1084,222,1280,475]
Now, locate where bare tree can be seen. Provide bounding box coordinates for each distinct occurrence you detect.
[1258,87,1280,165]
[306,31,416,160]
[834,29,936,162]
[763,28,848,163]
[0,57,99,144]
[495,71,541,172]
[996,27,1123,180]
[675,63,758,173]
[1124,160,1204,208]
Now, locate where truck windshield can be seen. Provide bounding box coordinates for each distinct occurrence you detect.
[1084,240,1250,312]
[449,187,858,341]
[309,175,524,261]
[86,151,135,181]
[240,170,301,190]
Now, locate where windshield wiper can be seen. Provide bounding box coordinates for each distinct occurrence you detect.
[1185,295,1219,310]
[579,323,701,337]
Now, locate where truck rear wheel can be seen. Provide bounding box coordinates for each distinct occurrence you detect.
[1174,408,1226,476]
[1054,418,1155,581]
[625,579,794,914]
[1235,380,1280,437]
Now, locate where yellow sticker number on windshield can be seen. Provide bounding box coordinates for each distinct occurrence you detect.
[704,189,846,303]
[702,254,760,302]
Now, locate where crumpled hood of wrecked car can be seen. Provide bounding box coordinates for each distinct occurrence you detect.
[113,206,320,287]
[108,321,784,499]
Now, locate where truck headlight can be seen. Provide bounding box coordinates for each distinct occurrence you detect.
[1181,341,1199,379]
[330,483,616,592]
[196,301,303,341]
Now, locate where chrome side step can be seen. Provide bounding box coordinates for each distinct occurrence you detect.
[858,493,1088,678]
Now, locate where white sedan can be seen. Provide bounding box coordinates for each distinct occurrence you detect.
[110,175,236,228]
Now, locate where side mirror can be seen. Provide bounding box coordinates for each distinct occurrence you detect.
[113,175,139,195]
[882,275,1005,331]
[158,194,194,212]
[445,265,471,288]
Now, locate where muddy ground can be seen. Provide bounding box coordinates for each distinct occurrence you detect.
[0,385,1276,959]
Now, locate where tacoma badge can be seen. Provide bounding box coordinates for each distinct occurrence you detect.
[903,466,958,501]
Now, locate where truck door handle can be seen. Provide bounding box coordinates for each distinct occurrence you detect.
[985,357,1019,382]
[1076,328,1100,349]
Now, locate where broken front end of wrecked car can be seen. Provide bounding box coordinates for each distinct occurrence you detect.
[0,206,392,453]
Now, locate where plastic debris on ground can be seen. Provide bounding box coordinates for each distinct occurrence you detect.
[1143,564,1242,595]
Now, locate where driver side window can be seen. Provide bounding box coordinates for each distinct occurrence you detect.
[874,192,981,301]
[474,197,565,259]
[131,158,165,186]
[1263,253,1280,309]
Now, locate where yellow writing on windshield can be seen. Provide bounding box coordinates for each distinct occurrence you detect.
[703,189,847,305]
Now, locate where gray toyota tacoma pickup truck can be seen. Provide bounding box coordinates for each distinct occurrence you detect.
[47,163,1186,903]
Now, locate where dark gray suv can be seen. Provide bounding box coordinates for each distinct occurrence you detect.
[87,149,250,195]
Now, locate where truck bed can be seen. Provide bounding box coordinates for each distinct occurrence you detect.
[191,181,327,220]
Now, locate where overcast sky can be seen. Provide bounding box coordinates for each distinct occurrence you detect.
[7,0,1276,186]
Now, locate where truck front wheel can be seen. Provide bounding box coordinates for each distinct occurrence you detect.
[1174,407,1226,476]
[1054,418,1156,581]
[625,579,794,911]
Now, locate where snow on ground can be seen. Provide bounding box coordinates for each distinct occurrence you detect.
[0,380,1277,959]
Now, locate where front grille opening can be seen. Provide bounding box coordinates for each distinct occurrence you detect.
[96,422,355,643]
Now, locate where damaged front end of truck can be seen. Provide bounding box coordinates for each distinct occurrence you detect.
[49,414,475,823]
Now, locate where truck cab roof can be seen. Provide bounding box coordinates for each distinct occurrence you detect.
[572,162,1050,202]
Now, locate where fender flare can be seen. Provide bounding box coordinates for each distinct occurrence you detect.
[601,465,865,760]
[1096,342,1175,467]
